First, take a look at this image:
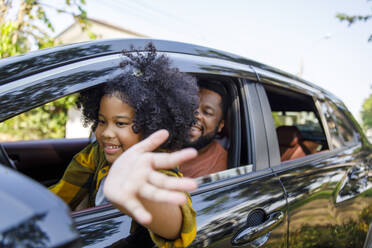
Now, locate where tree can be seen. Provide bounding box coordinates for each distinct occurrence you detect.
[336,0,372,42]
[361,92,372,129]
[0,0,93,57]
[0,0,92,141]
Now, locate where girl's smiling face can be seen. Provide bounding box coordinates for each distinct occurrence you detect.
[95,94,141,164]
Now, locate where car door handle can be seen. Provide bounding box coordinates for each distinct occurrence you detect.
[231,210,284,246]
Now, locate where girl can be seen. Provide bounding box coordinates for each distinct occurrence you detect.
[50,43,199,247]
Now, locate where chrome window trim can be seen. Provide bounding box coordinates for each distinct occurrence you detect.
[191,164,272,195]
[271,142,361,172]
[253,66,322,97]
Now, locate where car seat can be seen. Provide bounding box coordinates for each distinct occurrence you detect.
[276,125,316,161]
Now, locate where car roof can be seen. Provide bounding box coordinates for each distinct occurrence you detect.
[0,38,251,84]
[0,38,342,107]
[0,39,309,85]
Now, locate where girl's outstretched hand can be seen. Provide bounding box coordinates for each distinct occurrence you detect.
[103,129,198,225]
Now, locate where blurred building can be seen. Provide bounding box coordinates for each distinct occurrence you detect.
[56,17,147,44]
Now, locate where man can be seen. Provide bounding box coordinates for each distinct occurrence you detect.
[180,80,228,178]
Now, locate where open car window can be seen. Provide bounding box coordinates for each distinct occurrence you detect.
[178,74,248,184]
[0,72,246,212]
[263,84,329,162]
[0,93,91,187]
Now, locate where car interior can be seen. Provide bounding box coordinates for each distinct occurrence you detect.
[0,76,335,190]
[194,75,241,170]
[0,74,242,195]
[263,84,329,162]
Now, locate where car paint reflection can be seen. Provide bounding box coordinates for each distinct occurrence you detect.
[275,146,372,247]
[77,215,131,247]
[190,170,287,248]
[0,213,50,248]
[0,62,120,121]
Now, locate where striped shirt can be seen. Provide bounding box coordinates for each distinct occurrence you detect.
[50,142,196,248]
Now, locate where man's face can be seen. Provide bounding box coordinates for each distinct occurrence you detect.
[188,88,224,150]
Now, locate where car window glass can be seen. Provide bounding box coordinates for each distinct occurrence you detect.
[0,93,90,142]
[273,111,323,136]
[319,100,344,148]
[325,100,357,144]
[264,84,329,162]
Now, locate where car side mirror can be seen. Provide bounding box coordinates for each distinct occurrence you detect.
[0,164,81,247]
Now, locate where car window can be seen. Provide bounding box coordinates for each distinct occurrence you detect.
[0,93,91,187]
[264,84,329,162]
[0,93,90,142]
[272,111,324,141]
[319,99,359,147]
[178,75,243,181]
[319,100,344,149]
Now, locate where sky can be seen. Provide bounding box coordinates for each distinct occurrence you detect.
[49,0,372,122]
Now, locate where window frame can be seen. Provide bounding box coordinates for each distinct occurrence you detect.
[255,79,334,168]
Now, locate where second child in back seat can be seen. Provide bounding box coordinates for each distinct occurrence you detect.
[180,81,228,178]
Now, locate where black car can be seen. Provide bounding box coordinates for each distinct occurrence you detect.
[1,38,372,248]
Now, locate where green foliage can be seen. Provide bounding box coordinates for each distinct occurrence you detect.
[289,202,372,248]
[336,1,372,42]
[0,0,91,141]
[361,93,372,129]
[336,13,372,25]
[272,112,283,127]
[0,21,27,58]
[289,221,366,248]
[0,95,78,141]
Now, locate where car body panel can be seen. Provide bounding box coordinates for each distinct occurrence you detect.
[71,167,287,248]
[273,146,372,247]
[0,38,287,86]
[256,64,372,247]
[0,164,80,247]
[190,170,287,248]
[1,38,371,247]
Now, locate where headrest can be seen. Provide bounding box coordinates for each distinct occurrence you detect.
[276,126,302,147]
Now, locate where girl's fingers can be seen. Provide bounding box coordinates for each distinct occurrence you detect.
[131,129,169,153]
[148,171,198,192]
[104,130,199,225]
[150,148,198,170]
[139,183,188,205]
[123,198,152,225]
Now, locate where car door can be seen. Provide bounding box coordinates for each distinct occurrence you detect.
[71,55,288,247]
[0,45,288,247]
[73,169,287,248]
[256,71,372,248]
[2,136,90,186]
[0,53,122,186]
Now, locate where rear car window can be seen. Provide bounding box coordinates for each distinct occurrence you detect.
[319,99,359,147]
[264,84,329,162]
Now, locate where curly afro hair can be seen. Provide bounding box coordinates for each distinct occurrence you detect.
[77,42,199,150]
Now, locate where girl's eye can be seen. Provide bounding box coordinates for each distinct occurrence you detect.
[98,119,105,125]
[116,121,129,127]
[203,110,213,116]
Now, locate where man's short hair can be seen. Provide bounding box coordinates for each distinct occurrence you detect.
[198,80,228,119]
